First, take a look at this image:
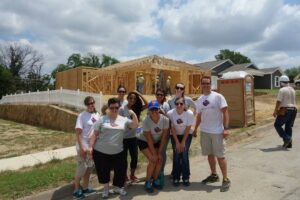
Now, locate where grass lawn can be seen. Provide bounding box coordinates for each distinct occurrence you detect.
[0,158,76,200]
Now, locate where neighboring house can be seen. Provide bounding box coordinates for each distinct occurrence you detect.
[194,59,234,89]
[218,63,265,77]
[254,67,283,89]
[194,59,283,89]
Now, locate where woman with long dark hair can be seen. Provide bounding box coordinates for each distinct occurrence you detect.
[155,89,170,181]
[119,90,148,183]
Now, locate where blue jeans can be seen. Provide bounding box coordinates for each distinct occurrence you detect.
[171,134,192,180]
[274,109,297,141]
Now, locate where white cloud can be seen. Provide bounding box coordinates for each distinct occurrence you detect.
[1,0,300,75]
[0,0,159,73]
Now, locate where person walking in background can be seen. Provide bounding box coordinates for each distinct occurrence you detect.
[273,75,297,148]
[116,85,128,107]
[155,89,170,181]
[193,76,230,192]
[73,96,100,199]
[167,97,195,187]
[119,91,148,183]
[88,98,138,199]
[137,100,169,193]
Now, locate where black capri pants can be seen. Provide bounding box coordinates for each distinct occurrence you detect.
[123,137,138,170]
[93,149,126,187]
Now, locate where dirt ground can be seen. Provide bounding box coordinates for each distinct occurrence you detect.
[0,119,74,159]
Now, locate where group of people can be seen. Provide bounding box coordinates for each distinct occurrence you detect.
[72,76,231,199]
[72,74,297,199]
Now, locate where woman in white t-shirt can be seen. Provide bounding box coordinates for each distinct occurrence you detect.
[167,97,195,187]
[73,96,100,199]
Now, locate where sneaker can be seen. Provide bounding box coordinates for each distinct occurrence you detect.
[182,179,190,187]
[82,187,95,195]
[201,174,220,184]
[144,181,154,193]
[102,189,109,199]
[283,139,292,148]
[73,189,85,199]
[287,141,292,148]
[152,179,163,190]
[173,179,180,187]
[130,175,140,183]
[113,187,127,196]
[220,178,231,192]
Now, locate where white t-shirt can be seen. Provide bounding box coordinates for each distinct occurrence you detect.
[75,111,100,151]
[195,91,228,134]
[93,115,132,155]
[277,86,296,108]
[167,109,195,135]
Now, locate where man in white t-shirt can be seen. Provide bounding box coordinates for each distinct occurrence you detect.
[273,75,297,148]
[193,76,230,192]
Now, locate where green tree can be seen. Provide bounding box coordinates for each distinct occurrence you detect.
[67,53,82,68]
[82,53,100,67]
[100,54,119,67]
[0,65,15,98]
[284,66,300,83]
[215,49,251,64]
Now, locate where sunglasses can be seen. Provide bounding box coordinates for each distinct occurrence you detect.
[175,102,184,106]
[86,102,95,106]
[109,106,119,110]
[156,93,164,96]
[150,108,159,111]
[118,90,126,93]
[176,86,184,90]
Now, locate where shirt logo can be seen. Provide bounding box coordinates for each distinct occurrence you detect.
[110,122,119,127]
[154,127,162,133]
[203,99,210,106]
[176,118,183,124]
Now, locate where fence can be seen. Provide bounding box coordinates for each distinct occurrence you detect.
[0,88,103,112]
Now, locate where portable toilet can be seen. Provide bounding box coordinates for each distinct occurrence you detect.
[218,71,255,127]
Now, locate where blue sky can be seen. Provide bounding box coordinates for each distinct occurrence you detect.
[0,0,300,74]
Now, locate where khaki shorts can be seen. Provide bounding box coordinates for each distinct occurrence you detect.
[75,155,94,178]
[200,131,226,158]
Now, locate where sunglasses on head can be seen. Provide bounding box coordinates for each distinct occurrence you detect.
[109,106,119,110]
[175,102,184,106]
[176,86,184,90]
[156,93,164,96]
[86,102,95,106]
[118,90,126,93]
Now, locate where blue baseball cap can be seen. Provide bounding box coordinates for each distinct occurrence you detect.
[148,100,160,110]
